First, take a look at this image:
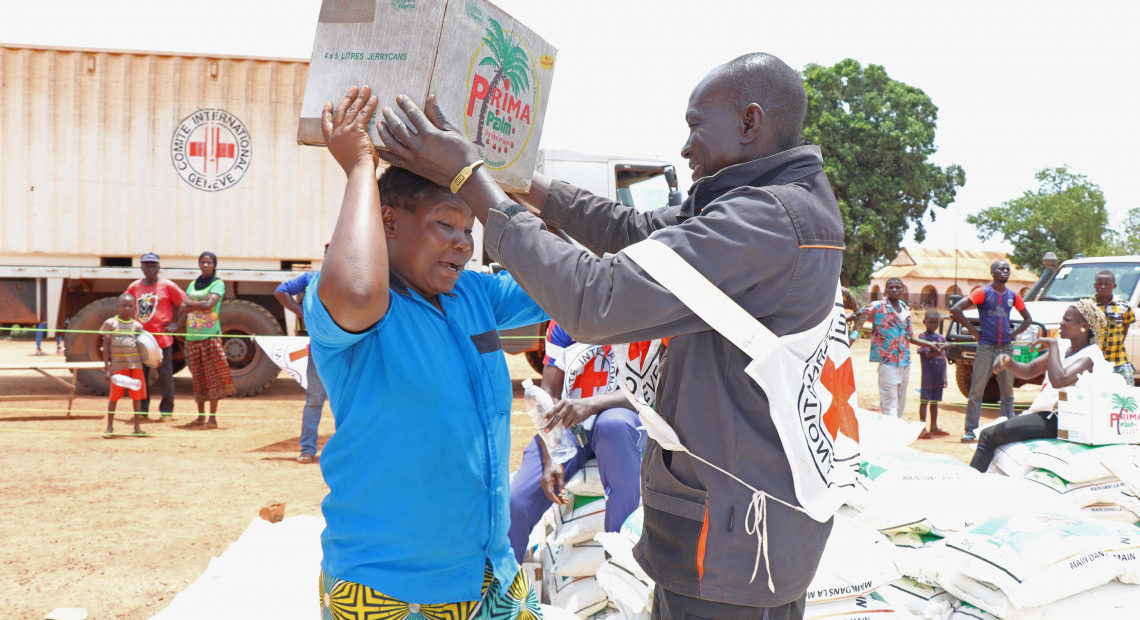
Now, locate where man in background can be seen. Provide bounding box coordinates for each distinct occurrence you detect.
[950,260,1033,442]
[274,259,326,464]
[126,252,185,421]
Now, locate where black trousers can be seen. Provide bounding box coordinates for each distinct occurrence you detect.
[969,411,1057,472]
[140,345,175,414]
[653,587,806,620]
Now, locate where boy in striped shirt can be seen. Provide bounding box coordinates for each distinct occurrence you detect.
[100,293,148,437]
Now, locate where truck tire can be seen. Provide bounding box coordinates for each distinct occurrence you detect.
[218,300,282,397]
[65,296,119,395]
[954,360,1001,403]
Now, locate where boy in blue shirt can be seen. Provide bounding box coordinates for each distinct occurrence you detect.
[915,309,949,438]
[304,87,546,618]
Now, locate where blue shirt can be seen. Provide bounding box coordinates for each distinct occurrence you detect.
[303,270,547,603]
[275,270,318,296]
[970,285,1025,346]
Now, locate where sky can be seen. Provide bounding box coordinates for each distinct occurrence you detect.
[3,0,1138,260]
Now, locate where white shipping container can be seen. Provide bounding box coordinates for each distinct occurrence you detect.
[0,44,351,267]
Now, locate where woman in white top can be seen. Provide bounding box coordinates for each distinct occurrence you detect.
[969,298,1111,472]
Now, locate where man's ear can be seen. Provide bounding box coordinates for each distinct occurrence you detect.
[741,102,764,143]
[381,205,398,239]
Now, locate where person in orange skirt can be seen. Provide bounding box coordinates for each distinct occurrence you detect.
[177,251,235,429]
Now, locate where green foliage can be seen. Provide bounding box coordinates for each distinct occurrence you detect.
[967,167,1109,267]
[802,59,965,286]
[1098,206,1140,256]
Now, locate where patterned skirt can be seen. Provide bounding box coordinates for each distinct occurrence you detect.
[185,337,236,403]
[319,561,541,620]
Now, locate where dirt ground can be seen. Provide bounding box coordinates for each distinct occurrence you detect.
[0,334,1040,619]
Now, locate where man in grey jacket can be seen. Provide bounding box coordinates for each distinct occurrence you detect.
[373,52,844,618]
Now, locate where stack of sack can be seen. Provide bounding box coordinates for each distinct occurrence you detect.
[989,438,1140,524]
[840,411,1140,619]
[526,459,654,618]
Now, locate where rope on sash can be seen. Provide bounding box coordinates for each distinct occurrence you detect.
[677,449,807,592]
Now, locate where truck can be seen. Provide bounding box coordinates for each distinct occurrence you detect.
[495,149,683,371]
[946,254,1140,399]
[0,44,681,388]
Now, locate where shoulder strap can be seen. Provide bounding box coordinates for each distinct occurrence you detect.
[621,239,781,364]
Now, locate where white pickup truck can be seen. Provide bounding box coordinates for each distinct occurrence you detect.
[947,256,1140,398]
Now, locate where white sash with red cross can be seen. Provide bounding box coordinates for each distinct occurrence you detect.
[620,238,861,589]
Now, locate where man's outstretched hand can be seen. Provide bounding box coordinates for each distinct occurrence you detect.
[322,85,379,174]
[377,94,480,188]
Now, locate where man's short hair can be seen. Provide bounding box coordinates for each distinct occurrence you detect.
[1096,269,1116,281]
[716,53,807,151]
[377,166,450,212]
[991,260,1009,271]
[924,308,942,320]
[886,277,905,287]
[118,292,136,303]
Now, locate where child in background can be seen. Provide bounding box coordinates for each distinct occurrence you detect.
[916,308,948,438]
[100,293,147,437]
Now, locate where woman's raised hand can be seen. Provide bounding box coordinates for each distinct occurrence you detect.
[376,94,480,188]
[321,85,379,174]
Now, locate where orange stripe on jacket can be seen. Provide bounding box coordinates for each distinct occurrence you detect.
[697,501,710,586]
[798,244,845,250]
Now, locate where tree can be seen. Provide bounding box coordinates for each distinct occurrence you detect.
[967,167,1109,268]
[802,59,965,286]
[475,18,531,146]
[1100,206,1140,255]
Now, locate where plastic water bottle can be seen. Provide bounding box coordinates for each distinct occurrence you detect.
[521,379,578,463]
[110,374,142,391]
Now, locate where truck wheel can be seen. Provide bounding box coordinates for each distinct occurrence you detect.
[219,300,282,397]
[954,360,1001,403]
[65,297,119,395]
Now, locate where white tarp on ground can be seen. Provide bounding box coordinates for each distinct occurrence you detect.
[153,515,324,619]
[154,515,580,619]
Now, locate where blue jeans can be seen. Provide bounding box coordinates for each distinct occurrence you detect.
[35,322,61,350]
[964,343,1014,434]
[507,407,646,563]
[300,355,327,456]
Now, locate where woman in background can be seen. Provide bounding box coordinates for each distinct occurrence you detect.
[969,298,1111,472]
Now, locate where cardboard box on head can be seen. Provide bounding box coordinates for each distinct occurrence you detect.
[298,0,557,192]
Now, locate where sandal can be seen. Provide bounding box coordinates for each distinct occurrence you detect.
[931,428,950,437]
[918,430,932,439]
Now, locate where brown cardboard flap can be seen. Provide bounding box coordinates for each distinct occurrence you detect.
[297,118,327,146]
[1058,391,1068,402]
[1058,430,1071,439]
[319,0,375,23]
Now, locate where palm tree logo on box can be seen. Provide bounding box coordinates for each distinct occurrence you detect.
[464,18,536,169]
[1110,394,1138,435]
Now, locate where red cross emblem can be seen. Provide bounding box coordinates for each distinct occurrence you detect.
[820,356,859,442]
[627,341,650,370]
[189,126,237,174]
[572,355,610,398]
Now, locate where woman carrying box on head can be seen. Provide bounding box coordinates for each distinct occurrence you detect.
[969,299,1112,472]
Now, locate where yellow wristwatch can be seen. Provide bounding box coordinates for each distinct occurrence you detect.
[450,159,485,194]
